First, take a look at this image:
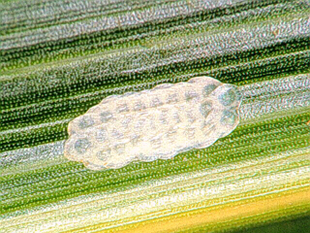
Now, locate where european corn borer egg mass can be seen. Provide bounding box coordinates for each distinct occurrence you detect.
[64,76,242,170]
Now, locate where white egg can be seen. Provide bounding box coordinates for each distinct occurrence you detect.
[64,76,242,170]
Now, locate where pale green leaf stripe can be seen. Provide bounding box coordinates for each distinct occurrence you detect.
[0,0,176,34]
[1,0,248,48]
[0,140,68,176]
[239,73,310,120]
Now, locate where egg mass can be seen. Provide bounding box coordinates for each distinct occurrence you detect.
[64,76,242,170]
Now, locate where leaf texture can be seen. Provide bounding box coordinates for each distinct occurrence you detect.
[0,0,309,232]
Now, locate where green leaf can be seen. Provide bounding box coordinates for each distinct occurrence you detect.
[1,0,309,232]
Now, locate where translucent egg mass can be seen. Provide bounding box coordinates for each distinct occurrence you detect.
[64,76,242,170]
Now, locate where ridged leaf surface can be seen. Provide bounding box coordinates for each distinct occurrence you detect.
[0,0,309,232]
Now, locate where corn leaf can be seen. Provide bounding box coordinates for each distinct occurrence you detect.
[0,0,309,232]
